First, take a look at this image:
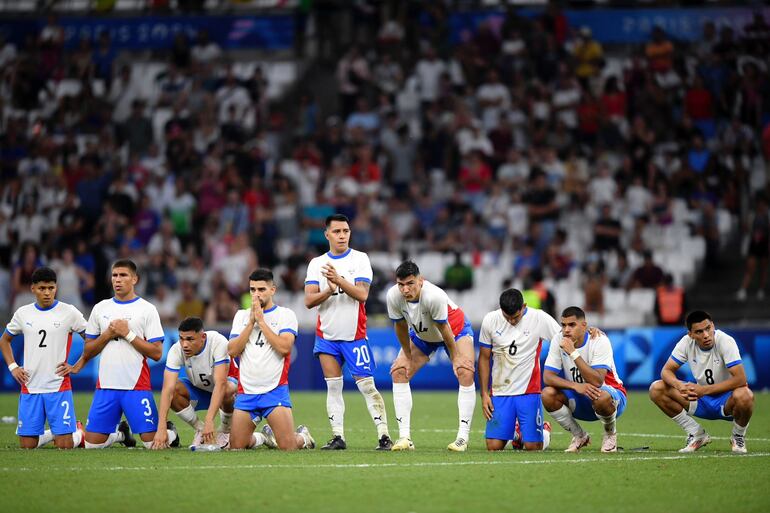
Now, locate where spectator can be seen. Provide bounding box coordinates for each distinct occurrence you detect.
[655,274,686,326]
[630,250,665,289]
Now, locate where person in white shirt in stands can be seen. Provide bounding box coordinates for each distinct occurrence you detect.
[649,310,754,453]
[0,267,87,449]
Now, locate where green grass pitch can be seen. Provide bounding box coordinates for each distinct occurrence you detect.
[1,391,769,513]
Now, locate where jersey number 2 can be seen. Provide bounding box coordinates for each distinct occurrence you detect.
[38,329,47,348]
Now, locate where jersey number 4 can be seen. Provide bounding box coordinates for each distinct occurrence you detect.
[411,320,428,333]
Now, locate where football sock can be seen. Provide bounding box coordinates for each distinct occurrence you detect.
[392,382,412,439]
[325,377,345,439]
[250,432,266,449]
[176,404,204,431]
[672,410,703,436]
[549,405,585,436]
[457,384,476,440]
[219,410,233,434]
[733,421,748,437]
[356,377,390,438]
[84,431,121,449]
[36,430,54,448]
[596,411,617,434]
[72,429,83,447]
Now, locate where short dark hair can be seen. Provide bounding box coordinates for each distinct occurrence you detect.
[395,260,420,280]
[112,259,138,275]
[561,306,586,320]
[499,288,524,315]
[31,267,57,284]
[686,310,712,330]
[249,268,274,283]
[178,317,204,333]
[325,214,350,228]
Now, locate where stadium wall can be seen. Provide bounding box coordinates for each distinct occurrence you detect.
[2,327,769,392]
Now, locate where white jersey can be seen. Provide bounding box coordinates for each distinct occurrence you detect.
[479,307,560,396]
[305,248,372,341]
[229,305,298,395]
[85,296,165,391]
[165,331,230,393]
[544,332,626,394]
[670,329,742,387]
[386,280,466,343]
[5,301,87,394]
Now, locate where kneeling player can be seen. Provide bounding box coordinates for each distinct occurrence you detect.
[152,317,238,449]
[228,269,314,451]
[542,307,627,453]
[649,310,753,453]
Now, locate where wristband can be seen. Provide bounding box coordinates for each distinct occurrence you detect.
[8,362,18,372]
[569,350,580,362]
[125,331,137,343]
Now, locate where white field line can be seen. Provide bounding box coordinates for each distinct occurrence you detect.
[1,451,769,473]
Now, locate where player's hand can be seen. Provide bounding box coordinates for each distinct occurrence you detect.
[676,382,698,401]
[109,319,130,338]
[690,383,708,398]
[321,263,340,285]
[252,300,264,325]
[10,366,29,386]
[559,336,576,354]
[151,429,169,450]
[574,383,602,400]
[202,419,216,444]
[451,356,475,378]
[482,395,494,420]
[588,327,605,339]
[390,358,411,380]
[55,361,76,377]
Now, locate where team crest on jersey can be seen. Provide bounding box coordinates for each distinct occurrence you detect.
[53,321,61,328]
[523,330,530,337]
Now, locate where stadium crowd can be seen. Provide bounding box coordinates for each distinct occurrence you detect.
[1,4,769,325]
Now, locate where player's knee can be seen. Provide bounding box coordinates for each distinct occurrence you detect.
[733,387,754,410]
[54,438,74,450]
[648,380,667,400]
[593,391,614,409]
[19,438,37,449]
[523,442,543,451]
[486,439,506,451]
[391,366,408,383]
[456,367,473,384]
[541,386,560,410]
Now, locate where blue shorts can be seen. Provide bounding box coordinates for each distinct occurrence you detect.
[694,390,733,420]
[313,336,376,378]
[485,394,544,443]
[180,376,238,412]
[17,391,77,436]
[234,385,292,424]
[410,317,474,358]
[563,386,627,422]
[86,389,159,435]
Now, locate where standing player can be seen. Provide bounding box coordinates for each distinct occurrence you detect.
[542,306,627,452]
[228,269,314,451]
[304,214,392,450]
[649,310,754,453]
[387,261,476,451]
[0,267,87,449]
[479,288,559,451]
[76,259,179,449]
[152,317,238,449]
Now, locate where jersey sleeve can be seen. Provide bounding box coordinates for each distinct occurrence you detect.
[229,310,245,339]
[669,336,688,366]
[304,258,321,286]
[212,334,231,366]
[4,309,22,336]
[538,310,561,340]
[278,309,299,337]
[478,314,494,349]
[144,304,165,343]
[589,336,615,370]
[165,344,183,372]
[354,253,373,284]
[84,303,101,339]
[426,289,449,323]
[544,335,563,373]
[719,333,742,369]
[386,286,404,321]
[69,306,88,334]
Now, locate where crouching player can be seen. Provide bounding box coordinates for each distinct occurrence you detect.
[228,269,314,451]
[152,317,238,449]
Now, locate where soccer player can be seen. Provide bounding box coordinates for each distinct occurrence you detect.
[649,310,754,453]
[387,260,476,451]
[479,288,559,451]
[542,306,627,453]
[304,214,392,450]
[0,267,87,449]
[76,259,179,449]
[151,316,238,449]
[228,268,314,451]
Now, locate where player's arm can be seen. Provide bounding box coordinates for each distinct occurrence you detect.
[696,364,748,397]
[0,330,28,386]
[203,362,229,444]
[152,368,179,449]
[478,346,493,420]
[80,328,117,363]
[228,312,255,358]
[436,321,458,360]
[303,282,336,309]
[660,357,696,401]
[322,263,370,303]
[257,309,296,357]
[543,369,581,392]
[558,335,605,386]
[110,319,162,361]
[393,320,411,357]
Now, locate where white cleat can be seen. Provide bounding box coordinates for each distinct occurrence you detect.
[678,431,711,453]
[216,432,230,450]
[190,430,203,448]
[601,432,617,453]
[564,432,591,453]
[391,437,415,451]
[447,438,468,452]
[261,424,278,449]
[731,434,747,454]
[296,425,315,449]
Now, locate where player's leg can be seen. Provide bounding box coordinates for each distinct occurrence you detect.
[122,390,178,449]
[485,396,515,451]
[591,387,621,453]
[315,336,347,448]
[449,332,476,451]
[648,380,709,452]
[17,394,46,449]
[542,386,589,452]
[171,378,204,432]
[229,407,261,450]
[44,391,77,449]
[85,389,132,448]
[723,386,754,453]
[265,406,313,451]
[390,339,431,450]
[517,394,546,451]
[343,338,391,449]
[219,379,238,434]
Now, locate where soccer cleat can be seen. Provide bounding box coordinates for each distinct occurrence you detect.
[564,432,591,453]
[447,438,468,452]
[678,431,711,453]
[261,424,278,449]
[601,432,618,453]
[296,425,315,449]
[542,421,552,450]
[75,421,85,448]
[190,430,203,448]
[511,420,523,450]
[375,434,393,451]
[167,421,180,448]
[216,432,230,450]
[731,434,747,454]
[117,420,136,448]
[391,437,415,451]
[321,435,347,450]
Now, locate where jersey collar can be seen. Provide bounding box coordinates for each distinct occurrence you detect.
[326,248,351,259]
[34,300,59,311]
[263,304,278,314]
[113,296,141,304]
[195,337,207,356]
[574,332,589,349]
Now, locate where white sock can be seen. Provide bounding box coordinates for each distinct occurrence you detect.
[356,377,390,438]
[220,410,233,434]
[176,404,204,431]
[672,410,703,436]
[84,431,121,449]
[392,382,412,439]
[596,411,617,434]
[250,432,266,449]
[457,384,476,440]
[549,405,585,436]
[733,421,748,437]
[36,430,54,448]
[325,377,345,438]
[72,429,83,447]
